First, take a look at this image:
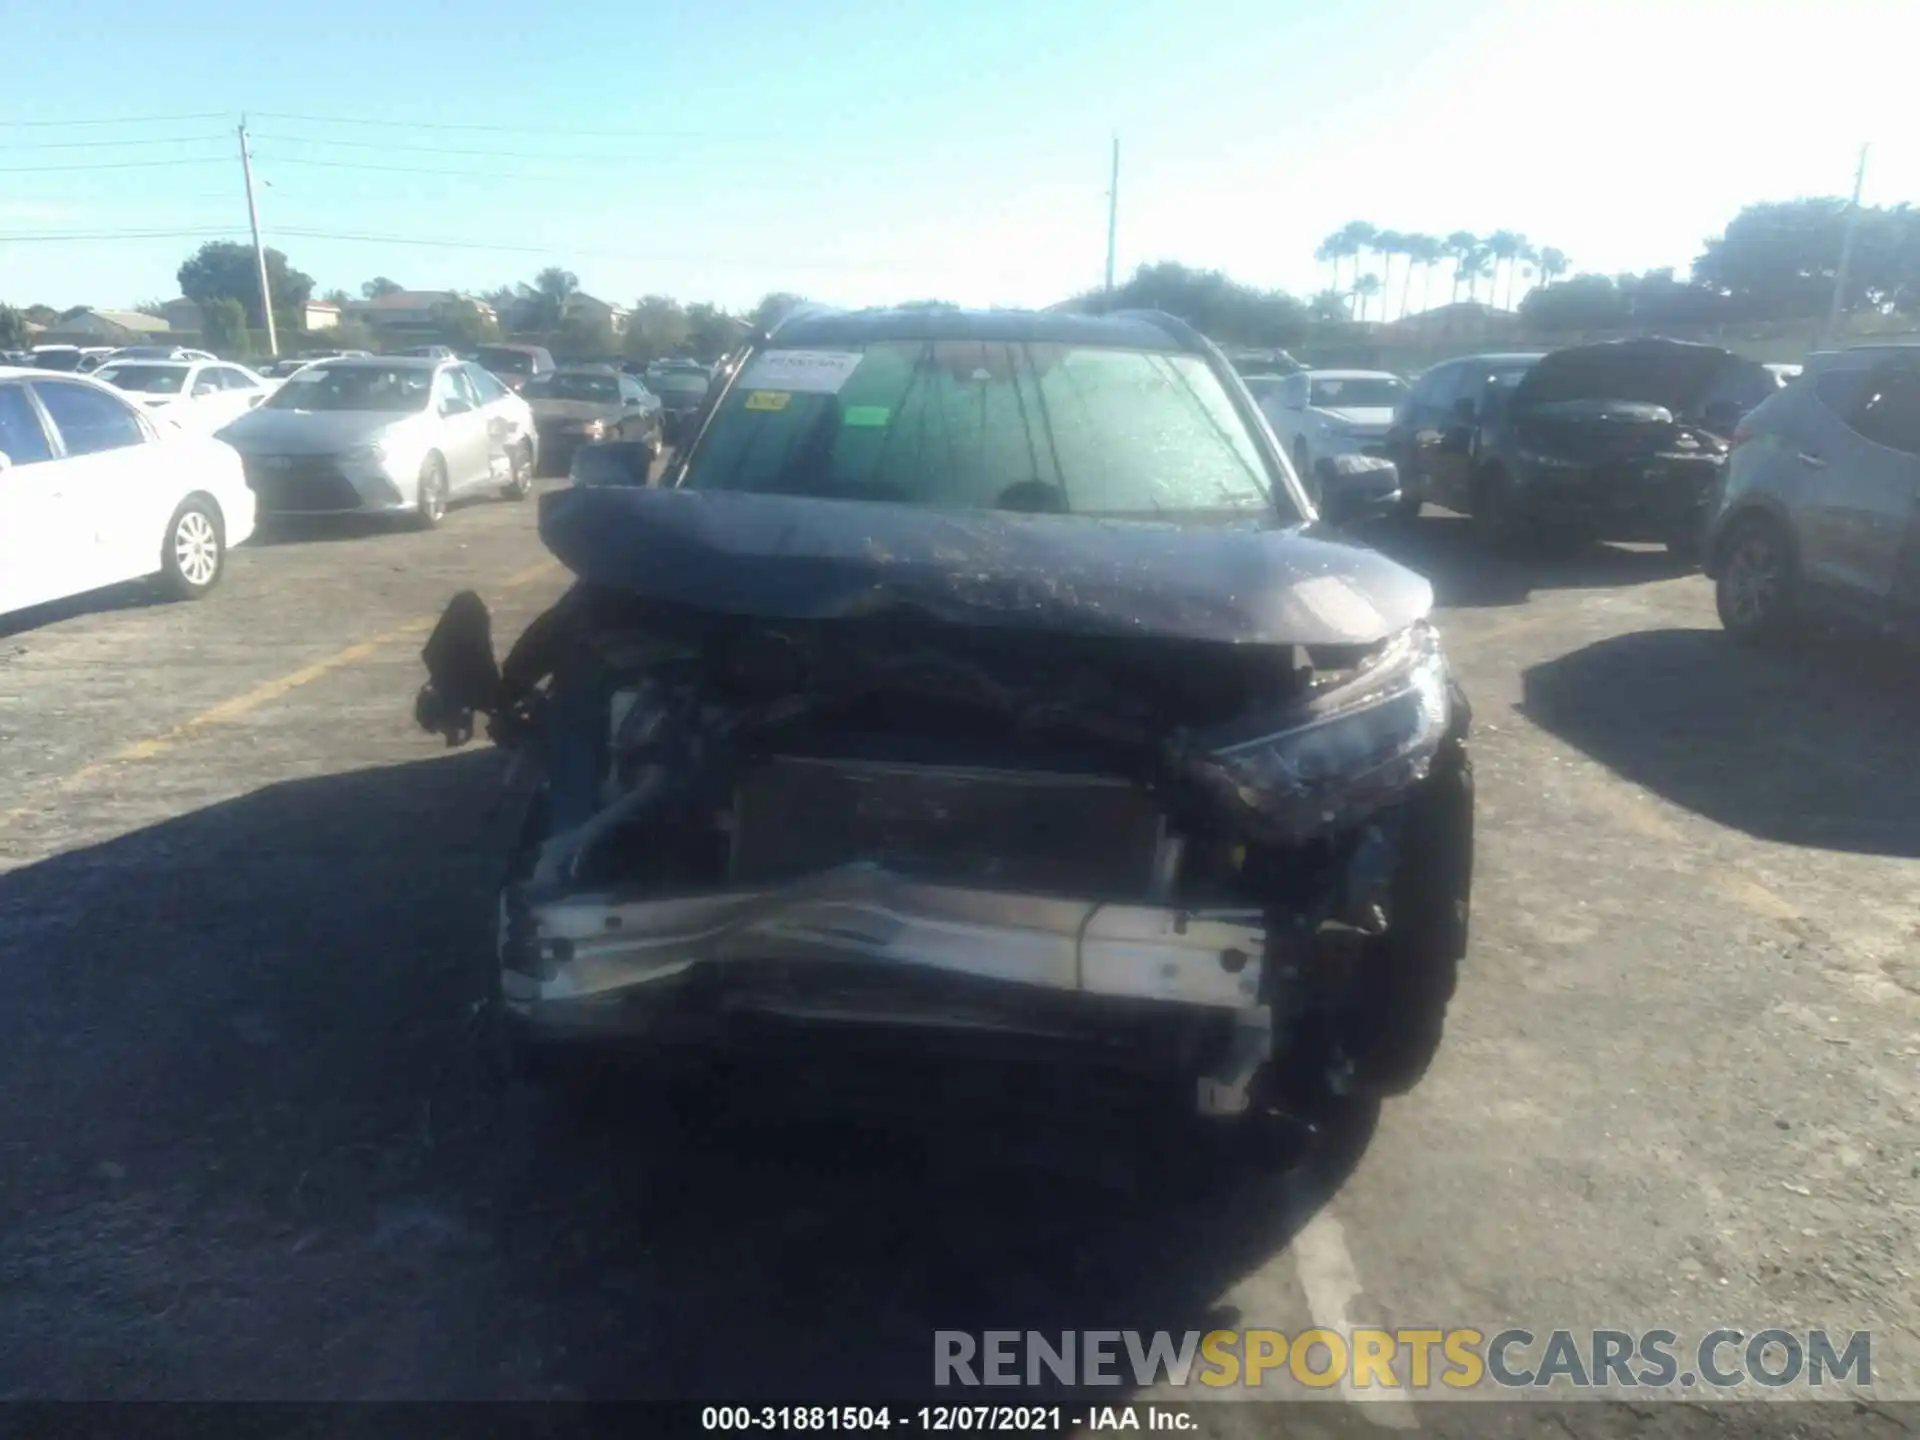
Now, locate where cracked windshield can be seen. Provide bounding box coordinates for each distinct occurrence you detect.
[0,0,1913,1431]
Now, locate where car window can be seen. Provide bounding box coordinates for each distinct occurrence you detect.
[1420,366,1464,412]
[266,363,433,413]
[32,380,146,456]
[1308,376,1407,409]
[682,340,1283,518]
[0,383,55,465]
[93,363,188,395]
[466,365,508,403]
[1839,366,1920,456]
[1814,368,1878,420]
[442,368,481,410]
[213,366,255,390]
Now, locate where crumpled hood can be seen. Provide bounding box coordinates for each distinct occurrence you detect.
[1312,406,1396,429]
[217,406,425,454]
[1509,338,1745,415]
[537,486,1433,647]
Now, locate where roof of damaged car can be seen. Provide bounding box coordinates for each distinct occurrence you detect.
[768,306,1191,352]
[537,485,1433,648]
[1509,337,1744,412]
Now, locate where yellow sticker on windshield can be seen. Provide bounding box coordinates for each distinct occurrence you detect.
[744,390,791,411]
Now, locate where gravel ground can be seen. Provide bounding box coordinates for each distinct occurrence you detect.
[0,485,1914,1434]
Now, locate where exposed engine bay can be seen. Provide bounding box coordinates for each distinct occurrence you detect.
[418,562,1473,1122]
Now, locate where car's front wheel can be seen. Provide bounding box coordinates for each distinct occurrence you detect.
[1715,512,1798,642]
[157,496,225,600]
[500,439,534,501]
[414,453,450,529]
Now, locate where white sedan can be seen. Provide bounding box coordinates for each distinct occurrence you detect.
[0,367,256,620]
[91,358,275,434]
[1258,369,1410,485]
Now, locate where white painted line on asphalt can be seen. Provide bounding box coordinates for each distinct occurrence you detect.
[1291,1210,1421,1429]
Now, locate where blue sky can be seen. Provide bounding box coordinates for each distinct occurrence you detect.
[3,0,1912,314]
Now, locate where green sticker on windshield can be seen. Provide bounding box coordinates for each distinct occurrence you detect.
[842,405,890,428]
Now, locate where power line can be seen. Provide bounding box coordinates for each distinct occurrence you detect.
[0,227,244,242]
[249,109,744,139]
[0,157,228,174]
[253,131,677,162]
[253,154,658,182]
[0,133,232,151]
[0,112,228,128]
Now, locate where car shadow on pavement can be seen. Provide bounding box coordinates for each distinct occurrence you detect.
[1520,626,1920,858]
[1352,514,1694,610]
[0,580,177,640]
[0,749,1376,1401]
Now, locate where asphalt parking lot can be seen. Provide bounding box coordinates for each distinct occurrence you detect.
[1,482,1916,1427]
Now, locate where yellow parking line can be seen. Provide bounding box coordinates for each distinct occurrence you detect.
[0,559,566,834]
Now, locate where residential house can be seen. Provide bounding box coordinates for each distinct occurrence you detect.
[158,297,206,334]
[37,309,175,346]
[302,299,341,332]
[499,290,628,337]
[342,290,498,340]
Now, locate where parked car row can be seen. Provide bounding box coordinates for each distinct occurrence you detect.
[0,355,550,624]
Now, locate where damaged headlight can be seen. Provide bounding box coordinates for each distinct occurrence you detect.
[1180,621,1452,841]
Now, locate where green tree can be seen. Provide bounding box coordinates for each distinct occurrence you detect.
[623,293,690,361]
[1691,199,1920,320]
[178,242,314,330]
[1307,288,1350,324]
[532,267,580,332]
[0,304,28,348]
[1314,232,1351,294]
[430,297,500,348]
[684,302,745,362]
[201,296,251,356]
[1484,230,1523,310]
[361,277,403,299]
[749,292,806,331]
[1402,233,1444,316]
[555,311,618,361]
[321,287,352,306]
[23,304,58,327]
[1517,273,1625,332]
[1372,231,1405,321]
[1535,246,1570,289]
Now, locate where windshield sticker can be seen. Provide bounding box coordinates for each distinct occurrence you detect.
[842,405,890,428]
[743,390,791,412]
[738,349,864,395]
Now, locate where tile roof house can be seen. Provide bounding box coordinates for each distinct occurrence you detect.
[38,308,175,345]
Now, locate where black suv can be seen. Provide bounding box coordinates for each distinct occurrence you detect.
[416,306,1474,1133]
[1388,339,1770,554]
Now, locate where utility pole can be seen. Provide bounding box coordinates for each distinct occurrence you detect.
[1104,134,1119,294]
[238,117,278,358]
[1822,143,1870,349]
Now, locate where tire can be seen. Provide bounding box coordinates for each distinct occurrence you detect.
[157,496,225,601]
[500,439,533,501]
[1714,512,1798,642]
[1343,712,1474,1098]
[413,453,450,530]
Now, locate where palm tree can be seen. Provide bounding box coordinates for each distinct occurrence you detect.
[1354,273,1383,323]
[1401,234,1442,319]
[1444,231,1478,304]
[1337,221,1379,310]
[1308,288,1349,323]
[1536,246,1570,289]
[1467,246,1497,304]
[1372,231,1404,320]
[1484,231,1522,311]
[1314,233,1350,294]
[1512,240,1540,308]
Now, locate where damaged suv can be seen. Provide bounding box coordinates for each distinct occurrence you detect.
[415,307,1473,1130]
